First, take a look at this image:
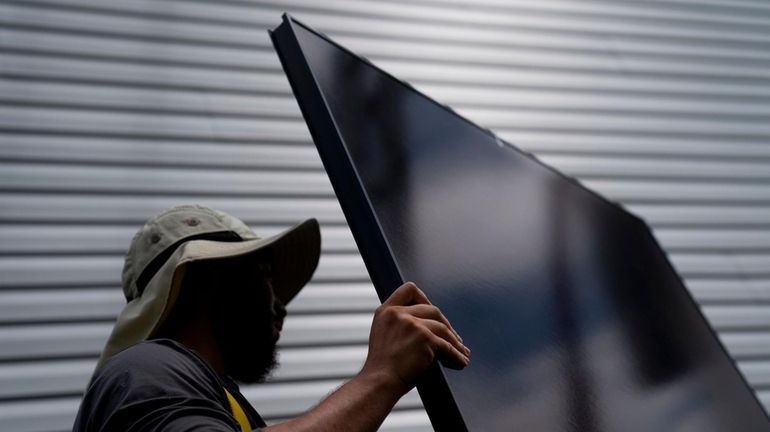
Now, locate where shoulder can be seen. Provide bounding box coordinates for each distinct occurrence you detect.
[99,338,215,381]
[103,338,205,369]
[92,339,225,401]
[74,339,233,431]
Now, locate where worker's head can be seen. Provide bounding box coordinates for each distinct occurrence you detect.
[155,251,288,383]
[98,204,321,373]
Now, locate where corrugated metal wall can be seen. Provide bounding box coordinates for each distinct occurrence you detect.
[1,1,769,430]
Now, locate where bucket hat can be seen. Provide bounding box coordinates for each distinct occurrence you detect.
[98,204,321,365]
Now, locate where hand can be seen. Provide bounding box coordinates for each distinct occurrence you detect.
[359,282,470,396]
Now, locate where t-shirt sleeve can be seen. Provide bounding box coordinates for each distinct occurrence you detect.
[74,341,260,432]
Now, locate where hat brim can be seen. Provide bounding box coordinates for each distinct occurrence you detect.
[98,218,321,365]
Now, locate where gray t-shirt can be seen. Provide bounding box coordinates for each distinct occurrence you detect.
[73,339,266,431]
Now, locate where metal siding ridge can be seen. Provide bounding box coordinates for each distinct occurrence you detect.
[508,134,770,159]
[398,0,770,19]
[653,229,770,251]
[704,306,770,331]
[11,0,770,44]
[417,87,770,117]
[0,163,334,196]
[0,53,289,93]
[627,204,770,227]
[536,155,770,182]
[739,361,770,388]
[582,179,770,204]
[683,279,770,303]
[406,0,770,14]
[0,359,95,399]
[0,80,304,119]
[668,253,770,277]
[0,289,122,323]
[0,224,355,254]
[376,60,770,95]
[0,28,280,69]
[0,135,319,167]
[467,108,770,130]
[0,194,348,224]
[0,396,81,432]
[722,333,770,359]
[0,107,312,142]
[7,53,770,99]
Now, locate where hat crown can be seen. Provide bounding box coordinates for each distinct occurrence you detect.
[122,204,258,300]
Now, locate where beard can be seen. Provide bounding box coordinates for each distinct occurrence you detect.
[223,334,279,384]
[212,297,281,384]
[205,256,285,384]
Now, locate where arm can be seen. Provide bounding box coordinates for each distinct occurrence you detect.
[265,282,470,432]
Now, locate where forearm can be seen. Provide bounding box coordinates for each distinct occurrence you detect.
[264,282,469,431]
[264,370,405,432]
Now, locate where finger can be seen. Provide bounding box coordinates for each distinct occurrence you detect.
[429,332,470,370]
[383,281,431,306]
[420,319,470,359]
[405,304,463,343]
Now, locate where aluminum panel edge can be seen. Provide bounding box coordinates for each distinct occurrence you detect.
[269,13,466,431]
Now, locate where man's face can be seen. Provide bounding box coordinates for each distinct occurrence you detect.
[209,253,287,383]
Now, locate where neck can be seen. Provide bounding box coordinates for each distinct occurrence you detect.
[174,311,226,375]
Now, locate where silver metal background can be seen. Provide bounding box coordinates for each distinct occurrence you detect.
[1,1,770,431]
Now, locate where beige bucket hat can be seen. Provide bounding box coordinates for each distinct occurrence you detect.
[98,204,321,366]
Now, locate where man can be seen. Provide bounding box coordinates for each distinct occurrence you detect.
[74,204,469,431]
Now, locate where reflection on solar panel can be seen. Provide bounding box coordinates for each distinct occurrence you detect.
[270,14,770,431]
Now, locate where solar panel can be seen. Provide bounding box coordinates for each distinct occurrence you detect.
[270,14,770,431]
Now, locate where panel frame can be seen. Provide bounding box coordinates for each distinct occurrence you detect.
[269,13,465,431]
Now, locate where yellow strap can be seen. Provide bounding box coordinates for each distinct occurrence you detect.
[224,388,251,432]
